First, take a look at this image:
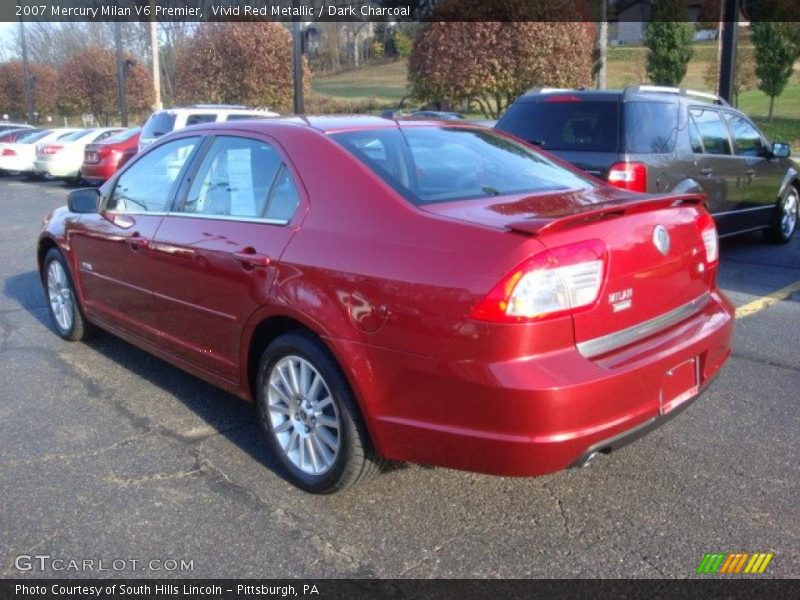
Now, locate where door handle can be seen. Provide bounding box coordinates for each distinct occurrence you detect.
[128,232,148,251]
[233,248,271,268]
[699,167,713,176]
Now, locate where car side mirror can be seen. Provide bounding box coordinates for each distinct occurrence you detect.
[67,188,100,213]
[772,142,791,158]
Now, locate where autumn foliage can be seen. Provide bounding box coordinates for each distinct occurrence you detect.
[56,47,154,125]
[175,23,310,113]
[409,21,594,118]
[0,62,58,121]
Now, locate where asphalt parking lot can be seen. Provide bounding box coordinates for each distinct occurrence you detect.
[0,176,798,579]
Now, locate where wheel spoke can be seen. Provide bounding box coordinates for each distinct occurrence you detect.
[277,364,294,397]
[286,429,299,454]
[311,434,331,469]
[306,436,319,473]
[288,360,301,395]
[317,415,339,429]
[298,432,306,467]
[315,396,333,412]
[269,382,293,407]
[299,360,311,396]
[307,372,322,401]
[273,419,293,433]
[317,426,338,452]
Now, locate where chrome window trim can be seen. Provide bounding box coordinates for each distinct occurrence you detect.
[577,292,711,359]
[166,212,289,226]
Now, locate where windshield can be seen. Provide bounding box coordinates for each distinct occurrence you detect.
[331,126,594,205]
[104,127,141,143]
[18,130,52,144]
[497,100,621,152]
[141,112,176,139]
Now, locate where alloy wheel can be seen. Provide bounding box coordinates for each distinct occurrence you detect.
[47,260,74,332]
[781,189,798,239]
[266,355,341,475]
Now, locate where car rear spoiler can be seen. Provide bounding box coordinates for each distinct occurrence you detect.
[505,194,707,236]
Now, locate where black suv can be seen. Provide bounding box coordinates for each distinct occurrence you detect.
[496,86,798,243]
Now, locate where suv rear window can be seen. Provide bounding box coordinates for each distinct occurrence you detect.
[185,113,217,127]
[624,101,679,154]
[496,100,620,152]
[141,112,177,138]
[331,126,593,205]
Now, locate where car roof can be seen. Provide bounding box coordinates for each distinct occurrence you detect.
[185,115,487,136]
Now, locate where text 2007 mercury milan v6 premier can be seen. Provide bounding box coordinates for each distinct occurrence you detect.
[37,117,734,493]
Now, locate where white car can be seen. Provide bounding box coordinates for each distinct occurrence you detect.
[33,127,122,182]
[139,104,279,151]
[0,129,78,175]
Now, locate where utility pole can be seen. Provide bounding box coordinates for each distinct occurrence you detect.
[18,18,34,124]
[115,22,129,126]
[150,0,162,110]
[597,1,608,90]
[718,0,740,104]
[292,0,304,114]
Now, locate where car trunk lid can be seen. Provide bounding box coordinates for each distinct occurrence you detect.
[424,190,715,354]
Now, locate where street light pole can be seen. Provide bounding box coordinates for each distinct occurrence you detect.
[115,22,129,126]
[18,18,34,124]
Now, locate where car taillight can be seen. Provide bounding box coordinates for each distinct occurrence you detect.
[607,162,647,193]
[42,145,63,155]
[2,148,16,156]
[698,212,718,264]
[470,240,607,323]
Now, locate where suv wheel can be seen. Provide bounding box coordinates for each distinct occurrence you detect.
[765,186,798,244]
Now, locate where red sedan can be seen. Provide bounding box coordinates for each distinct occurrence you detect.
[37,117,734,493]
[81,127,141,185]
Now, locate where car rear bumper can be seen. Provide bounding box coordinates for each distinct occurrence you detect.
[81,162,117,183]
[34,158,79,178]
[359,289,734,477]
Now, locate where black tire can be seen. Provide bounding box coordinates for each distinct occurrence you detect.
[764,186,799,244]
[255,331,383,493]
[42,248,94,341]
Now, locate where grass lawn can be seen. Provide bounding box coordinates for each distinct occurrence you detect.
[312,39,800,146]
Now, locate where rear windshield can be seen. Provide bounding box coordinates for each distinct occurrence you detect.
[103,127,141,143]
[331,127,593,205]
[624,101,679,154]
[60,129,93,141]
[18,130,52,144]
[497,99,620,152]
[141,112,177,138]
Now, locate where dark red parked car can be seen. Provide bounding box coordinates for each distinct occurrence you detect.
[81,127,141,185]
[38,117,734,493]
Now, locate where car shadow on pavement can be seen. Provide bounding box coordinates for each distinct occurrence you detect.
[3,269,291,481]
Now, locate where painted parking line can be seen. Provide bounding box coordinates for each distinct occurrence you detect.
[734,280,800,319]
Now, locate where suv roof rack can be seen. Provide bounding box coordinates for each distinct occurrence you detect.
[624,85,730,106]
[523,87,591,96]
[186,104,251,110]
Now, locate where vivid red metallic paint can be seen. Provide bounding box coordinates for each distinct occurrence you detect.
[38,117,734,477]
[81,130,140,184]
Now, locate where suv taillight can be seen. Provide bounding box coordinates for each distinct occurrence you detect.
[607,162,647,193]
[470,241,607,323]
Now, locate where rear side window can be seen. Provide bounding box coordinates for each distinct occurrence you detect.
[726,114,766,157]
[689,108,732,155]
[624,102,679,153]
[225,113,270,121]
[181,136,283,219]
[141,112,176,138]
[185,113,217,127]
[496,100,620,152]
